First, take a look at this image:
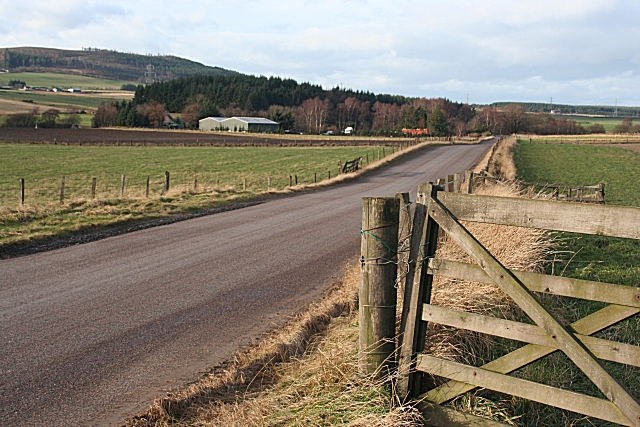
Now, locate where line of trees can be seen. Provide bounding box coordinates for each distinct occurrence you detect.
[96,74,474,136]
[4,107,81,128]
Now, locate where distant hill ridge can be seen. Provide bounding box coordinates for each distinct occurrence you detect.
[0,47,236,83]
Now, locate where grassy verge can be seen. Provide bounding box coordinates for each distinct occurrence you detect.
[0,142,431,254]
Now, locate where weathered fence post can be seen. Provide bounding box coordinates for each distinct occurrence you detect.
[268,176,271,191]
[463,170,473,194]
[453,172,461,193]
[359,197,400,375]
[60,176,65,204]
[328,170,331,180]
[314,172,317,183]
[91,178,97,199]
[161,171,170,195]
[243,178,247,191]
[446,174,455,192]
[289,175,293,187]
[338,160,342,174]
[295,175,298,185]
[145,176,150,198]
[395,192,412,300]
[20,178,25,205]
[398,183,440,400]
[598,183,605,203]
[194,178,198,190]
[120,175,126,197]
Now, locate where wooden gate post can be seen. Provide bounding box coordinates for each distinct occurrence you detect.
[360,197,400,376]
[446,174,455,192]
[463,170,473,194]
[20,178,25,205]
[395,192,412,299]
[453,172,462,193]
[398,183,441,400]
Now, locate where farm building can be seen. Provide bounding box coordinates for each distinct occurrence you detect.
[199,116,279,132]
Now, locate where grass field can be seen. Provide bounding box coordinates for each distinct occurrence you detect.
[0,143,386,251]
[0,89,132,112]
[552,114,628,132]
[510,140,640,426]
[0,72,137,90]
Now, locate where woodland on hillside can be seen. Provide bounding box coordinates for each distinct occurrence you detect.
[89,75,638,136]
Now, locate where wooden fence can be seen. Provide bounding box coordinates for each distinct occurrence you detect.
[3,149,396,208]
[360,177,639,426]
[475,170,606,204]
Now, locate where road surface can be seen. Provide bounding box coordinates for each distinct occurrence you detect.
[0,140,493,426]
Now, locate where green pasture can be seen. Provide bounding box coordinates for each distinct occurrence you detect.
[0,144,382,250]
[0,72,136,90]
[553,114,627,132]
[508,140,640,426]
[0,90,125,110]
[0,144,375,203]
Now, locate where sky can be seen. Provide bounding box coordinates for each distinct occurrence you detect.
[1,0,639,106]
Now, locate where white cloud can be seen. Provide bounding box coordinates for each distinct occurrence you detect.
[2,0,639,105]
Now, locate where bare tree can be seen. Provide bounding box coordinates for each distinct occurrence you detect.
[499,104,528,134]
[372,102,401,131]
[297,97,330,133]
[144,101,166,127]
[181,102,201,128]
[93,102,118,128]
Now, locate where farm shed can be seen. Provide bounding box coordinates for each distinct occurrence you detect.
[199,116,280,132]
[198,117,229,131]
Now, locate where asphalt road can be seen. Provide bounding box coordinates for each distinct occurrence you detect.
[0,140,494,426]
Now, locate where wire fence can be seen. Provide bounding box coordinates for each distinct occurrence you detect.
[0,147,406,209]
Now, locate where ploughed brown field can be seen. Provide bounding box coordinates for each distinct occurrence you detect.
[0,128,398,146]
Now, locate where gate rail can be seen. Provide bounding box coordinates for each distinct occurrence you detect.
[397,183,640,426]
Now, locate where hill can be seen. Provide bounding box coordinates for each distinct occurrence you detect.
[0,47,236,83]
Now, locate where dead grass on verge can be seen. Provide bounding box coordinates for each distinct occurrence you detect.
[124,263,424,427]
[487,137,518,180]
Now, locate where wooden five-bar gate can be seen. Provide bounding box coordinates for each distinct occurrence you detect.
[360,178,640,426]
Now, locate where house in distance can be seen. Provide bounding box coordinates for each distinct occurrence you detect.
[199,116,279,132]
